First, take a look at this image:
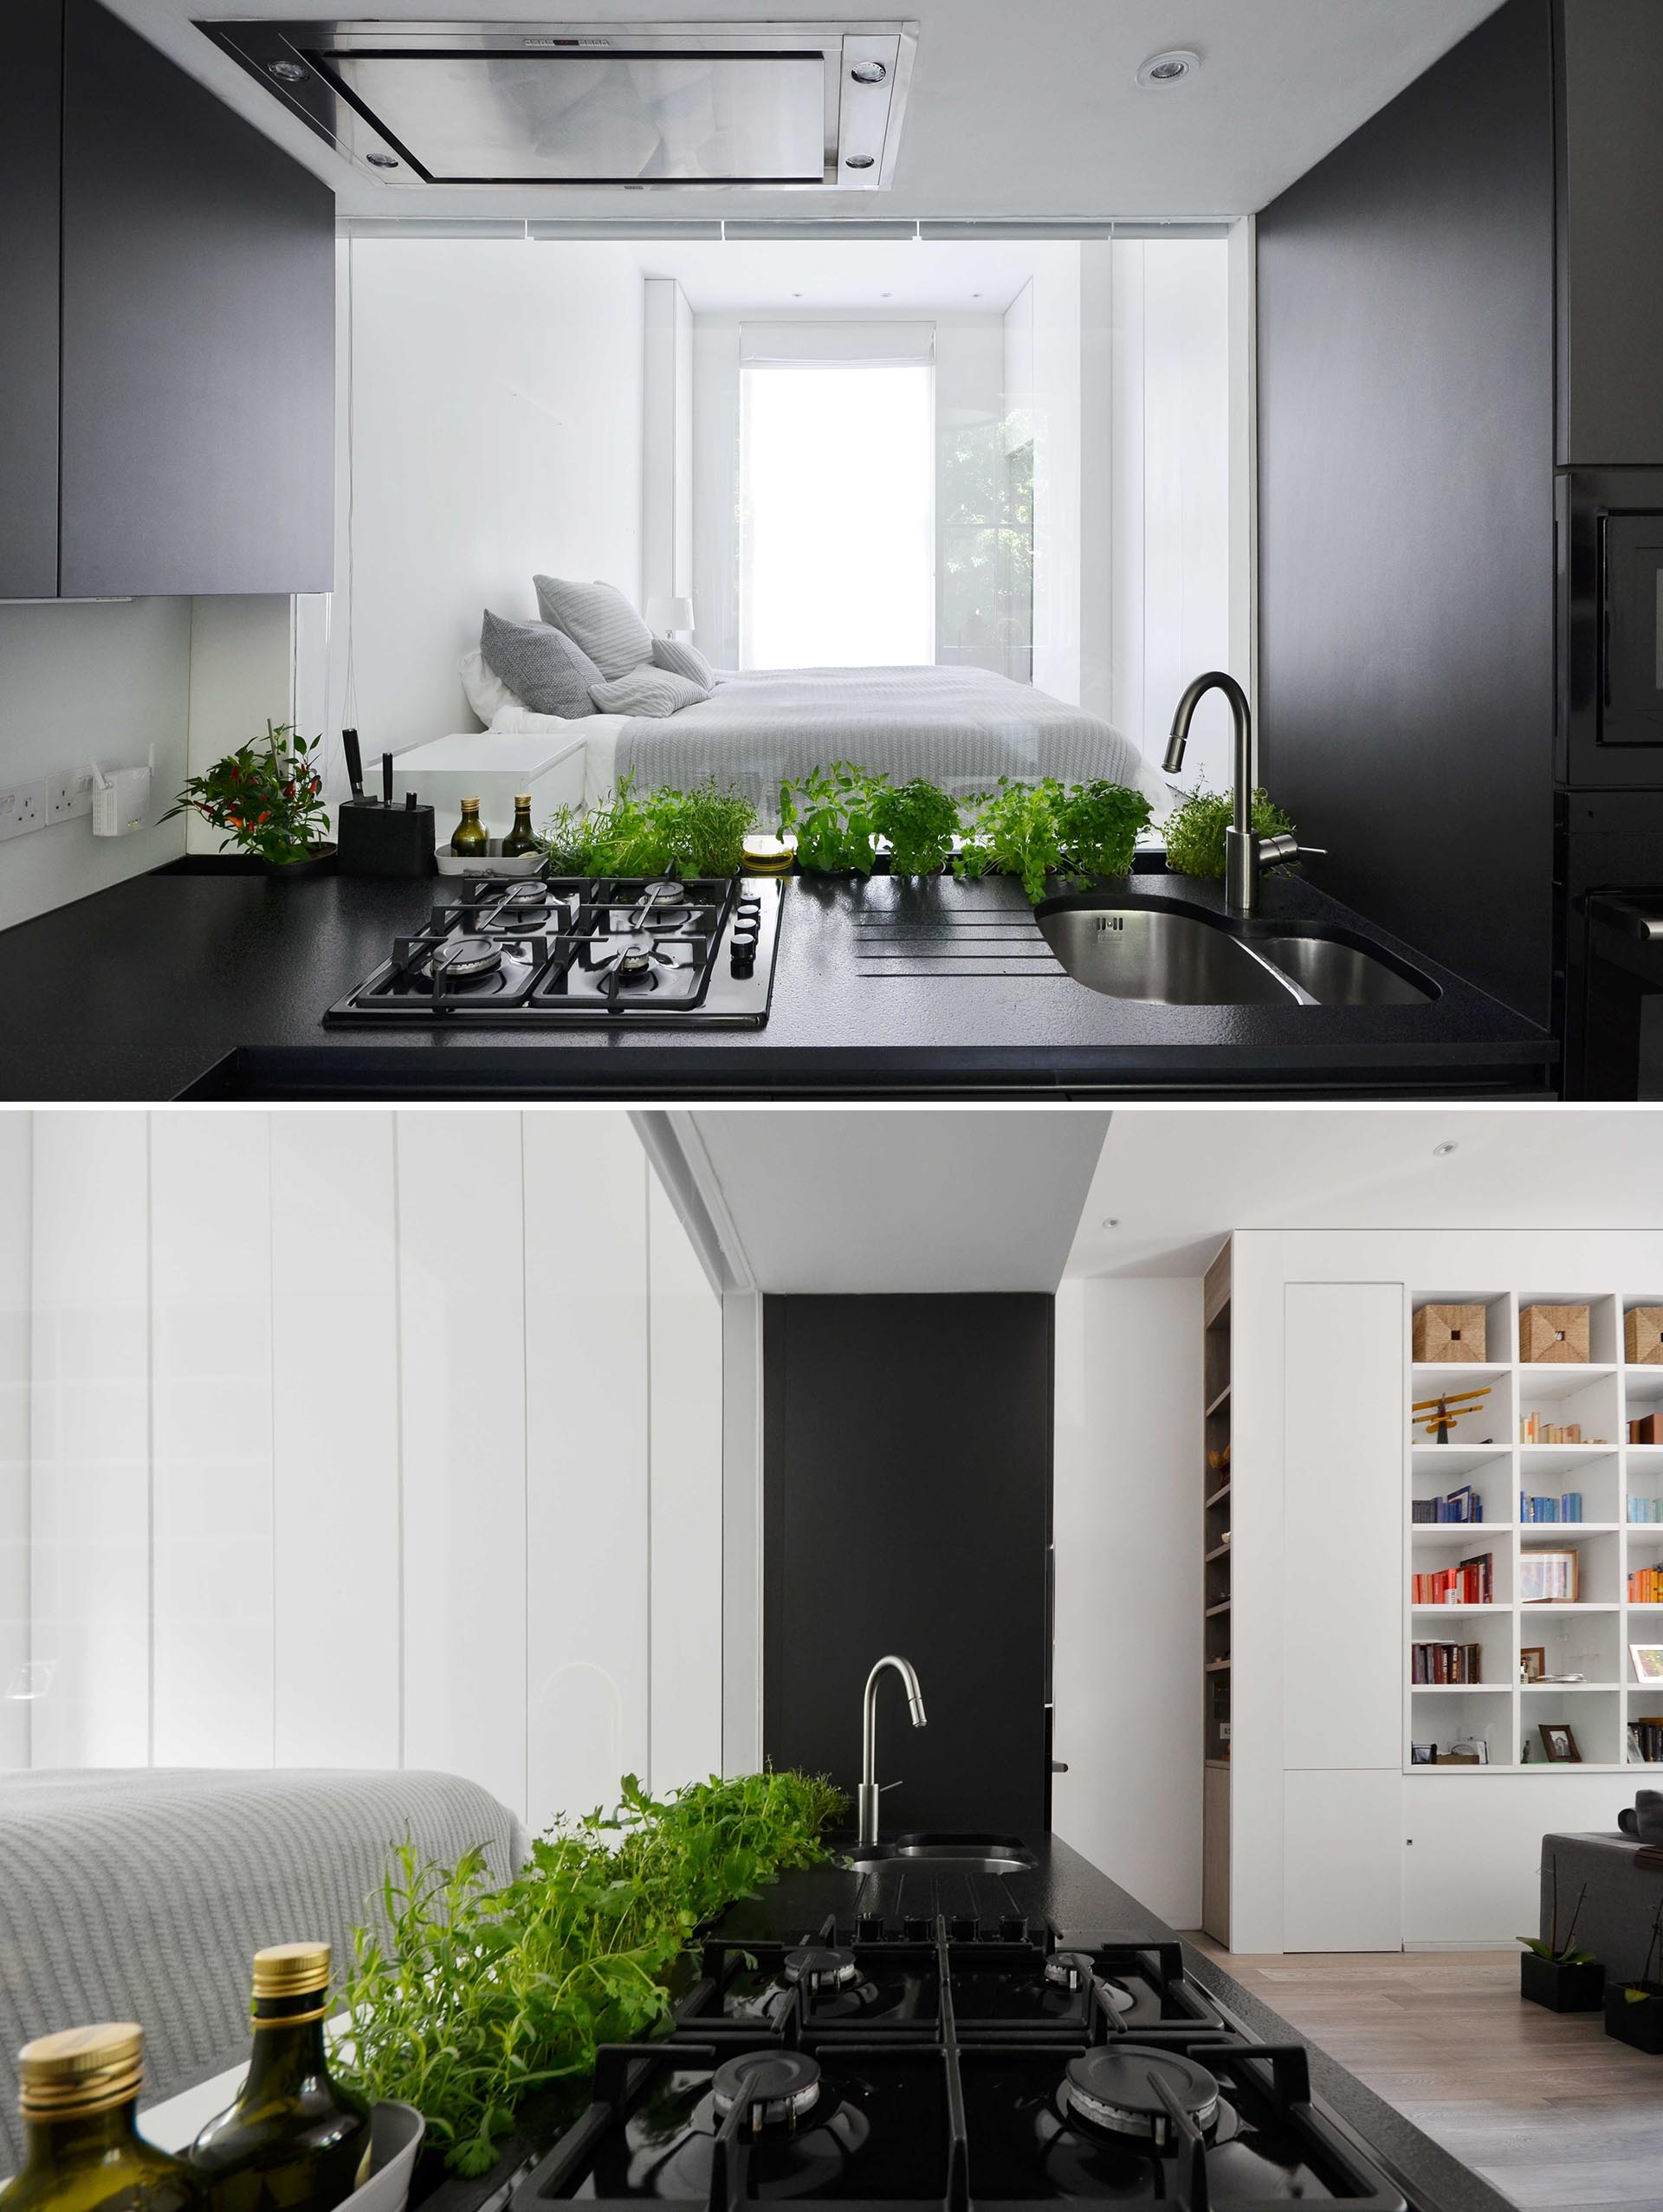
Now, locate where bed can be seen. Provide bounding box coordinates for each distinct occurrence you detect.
[485,663,1173,823]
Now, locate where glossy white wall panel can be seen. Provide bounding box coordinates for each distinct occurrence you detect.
[270,1112,400,1769]
[0,1118,30,1769]
[523,1113,649,1832]
[149,1113,275,1766]
[1282,1283,1402,1770]
[1402,1770,1623,1945]
[29,1114,152,1767]
[397,1113,527,1818]
[1283,1769,1401,1950]
[721,1290,763,1779]
[648,1174,723,1795]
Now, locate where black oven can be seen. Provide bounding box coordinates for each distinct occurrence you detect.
[1558,792,1663,1096]
[1559,468,1663,786]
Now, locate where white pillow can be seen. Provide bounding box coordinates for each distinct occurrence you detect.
[588,666,712,717]
[489,702,574,734]
[461,647,517,725]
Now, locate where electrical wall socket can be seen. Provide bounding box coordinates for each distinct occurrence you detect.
[49,771,94,824]
[0,780,49,844]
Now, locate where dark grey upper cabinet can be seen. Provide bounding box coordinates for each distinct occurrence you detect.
[1556,0,1663,466]
[0,3,63,598]
[59,0,334,595]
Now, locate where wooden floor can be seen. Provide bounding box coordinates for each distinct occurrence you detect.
[1185,1938,1663,2212]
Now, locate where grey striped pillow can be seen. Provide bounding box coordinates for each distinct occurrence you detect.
[588,665,711,717]
[533,575,654,678]
[480,611,599,719]
[651,636,715,688]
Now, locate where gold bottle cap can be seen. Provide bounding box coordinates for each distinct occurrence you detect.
[19,2026,145,2118]
[251,1942,332,1999]
[513,794,531,807]
[460,798,480,812]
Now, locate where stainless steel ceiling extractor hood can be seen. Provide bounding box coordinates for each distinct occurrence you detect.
[197,18,918,189]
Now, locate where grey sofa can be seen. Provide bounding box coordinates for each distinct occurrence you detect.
[0,1769,527,2171]
[1540,1828,1663,1982]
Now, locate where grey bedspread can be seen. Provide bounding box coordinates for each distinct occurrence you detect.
[0,1769,527,2167]
[612,665,1167,817]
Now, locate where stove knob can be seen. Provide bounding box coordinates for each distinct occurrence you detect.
[1000,1915,1030,1944]
[903,1913,930,1943]
[857,1914,884,1944]
[950,1913,978,1944]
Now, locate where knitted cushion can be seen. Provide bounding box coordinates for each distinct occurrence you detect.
[588,665,711,718]
[533,576,654,679]
[650,637,716,689]
[480,611,599,720]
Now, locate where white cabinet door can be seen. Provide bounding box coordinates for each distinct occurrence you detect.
[398,1113,527,1818]
[1283,1283,1402,1771]
[29,1115,152,1767]
[524,1113,650,1834]
[648,1174,723,1795]
[150,1113,275,1767]
[1284,1770,1401,1950]
[269,1112,401,1769]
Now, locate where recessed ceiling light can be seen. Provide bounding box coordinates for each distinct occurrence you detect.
[1136,48,1200,89]
[269,58,307,81]
[1432,1141,1459,1158]
[850,60,887,85]
[845,153,876,171]
[1101,1216,1120,1229]
[365,152,400,169]
[880,290,891,298]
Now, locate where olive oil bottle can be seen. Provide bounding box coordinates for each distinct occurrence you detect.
[0,2024,199,2212]
[499,795,539,859]
[189,1945,370,2212]
[450,798,489,858]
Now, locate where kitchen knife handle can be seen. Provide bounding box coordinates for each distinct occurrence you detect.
[342,728,364,800]
[382,751,394,809]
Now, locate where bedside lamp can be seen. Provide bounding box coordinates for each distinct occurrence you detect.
[647,594,696,641]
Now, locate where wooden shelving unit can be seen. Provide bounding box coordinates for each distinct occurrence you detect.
[1201,1241,1232,1944]
[1405,1291,1663,1773]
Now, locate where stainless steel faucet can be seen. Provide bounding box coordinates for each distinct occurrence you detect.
[857,1655,928,1847]
[1162,671,1323,917]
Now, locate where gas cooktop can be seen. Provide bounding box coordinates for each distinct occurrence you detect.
[327,873,780,1026]
[515,1921,1411,2209]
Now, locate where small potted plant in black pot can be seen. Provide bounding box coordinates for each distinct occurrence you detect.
[1518,1855,1603,2010]
[160,721,335,875]
[1605,1898,1663,2053]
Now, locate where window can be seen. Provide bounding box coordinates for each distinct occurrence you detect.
[739,359,935,669]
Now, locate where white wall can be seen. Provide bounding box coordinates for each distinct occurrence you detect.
[327,240,648,772]
[1231,1227,1663,1954]
[0,1118,29,1771]
[643,278,695,628]
[1109,238,1233,785]
[15,1111,734,1829]
[0,599,191,932]
[1025,261,1083,706]
[1052,1276,1203,1927]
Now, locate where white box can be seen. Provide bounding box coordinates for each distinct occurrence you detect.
[385,730,586,845]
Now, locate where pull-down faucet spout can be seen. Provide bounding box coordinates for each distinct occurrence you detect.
[1163,671,1323,917]
[857,1655,928,1848]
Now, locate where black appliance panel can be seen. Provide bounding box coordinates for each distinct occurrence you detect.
[1556,789,1663,1096]
[1559,469,1663,785]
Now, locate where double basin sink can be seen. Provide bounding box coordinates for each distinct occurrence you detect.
[1036,897,1437,1007]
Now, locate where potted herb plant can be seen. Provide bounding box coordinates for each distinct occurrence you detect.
[1604,1898,1663,2052]
[870,778,961,876]
[778,764,888,876]
[161,721,335,875]
[1163,785,1295,882]
[1517,1856,1603,2010]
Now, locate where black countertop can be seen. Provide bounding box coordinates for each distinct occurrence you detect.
[0,861,1554,1101]
[728,1834,1511,2212]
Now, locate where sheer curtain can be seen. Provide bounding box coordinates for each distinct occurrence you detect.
[738,323,935,669]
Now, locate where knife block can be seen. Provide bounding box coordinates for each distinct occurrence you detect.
[337,799,437,878]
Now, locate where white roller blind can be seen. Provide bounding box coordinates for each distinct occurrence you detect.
[739,320,935,367]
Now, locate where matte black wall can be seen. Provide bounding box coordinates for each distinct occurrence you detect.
[1257,0,1556,1025]
[762,1295,1052,1837]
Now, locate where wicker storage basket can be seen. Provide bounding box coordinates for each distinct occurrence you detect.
[1519,1303,1590,1363]
[1625,1307,1663,1367]
[1413,1304,1486,1362]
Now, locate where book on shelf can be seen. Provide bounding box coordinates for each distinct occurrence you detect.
[1631,1717,1663,1764]
[1521,1414,1595,1446]
[1629,1565,1663,1603]
[1411,1640,1483,1684]
[1411,1551,1494,1605]
[1412,1484,1483,1523]
[1629,1497,1663,1523]
[1630,1415,1660,1446]
[1520,1491,1584,1523]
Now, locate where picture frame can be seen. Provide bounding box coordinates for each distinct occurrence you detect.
[1520,1646,1547,1683]
[1630,1644,1663,1685]
[1538,1721,1581,1763]
[1520,1547,1581,1605]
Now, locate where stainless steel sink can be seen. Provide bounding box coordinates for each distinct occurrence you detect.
[1037,905,1299,1006]
[1248,934,1434,1006]
[844,1850,1033,1875]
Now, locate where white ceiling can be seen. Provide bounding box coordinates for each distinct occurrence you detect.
[685,1108,1109,1291]
[1065,1109,1663,1280]
[113,0,1503,223]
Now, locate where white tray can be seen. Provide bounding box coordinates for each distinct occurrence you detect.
[435,839,543,877]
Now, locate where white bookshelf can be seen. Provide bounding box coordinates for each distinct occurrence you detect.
[1404,1291,1663,1774]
